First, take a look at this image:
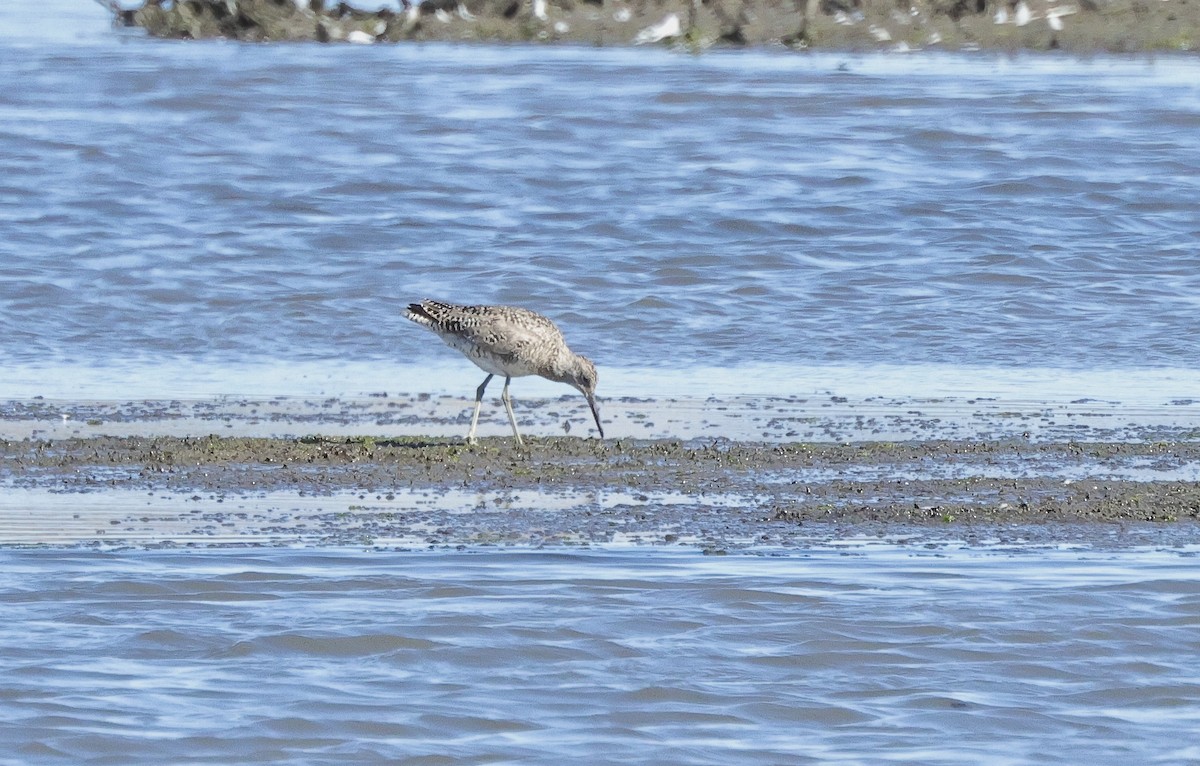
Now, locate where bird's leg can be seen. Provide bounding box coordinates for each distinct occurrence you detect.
[467,374,493,445]
[500,376,525,447]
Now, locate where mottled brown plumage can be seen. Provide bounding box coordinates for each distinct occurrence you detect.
[405,299,602,445]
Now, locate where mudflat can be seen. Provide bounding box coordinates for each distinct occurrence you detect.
[3,395,1199,549]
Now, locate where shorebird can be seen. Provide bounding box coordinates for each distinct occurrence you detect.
[405,299,603,446]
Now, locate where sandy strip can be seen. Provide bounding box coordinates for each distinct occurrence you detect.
[4,393,1199,442]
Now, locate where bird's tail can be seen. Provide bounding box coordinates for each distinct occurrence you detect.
[406,299,467,331]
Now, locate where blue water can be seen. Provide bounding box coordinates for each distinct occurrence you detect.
[2,547,1200,766]
[2,5,1199,401]
[4,8,1200,765]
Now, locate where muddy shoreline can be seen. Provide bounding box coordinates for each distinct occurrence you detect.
[102,0,1198,53]
[4,395,1200,549]
[8,432,1200,520]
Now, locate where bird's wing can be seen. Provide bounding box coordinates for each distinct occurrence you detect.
[457,309,564,365]
[409,301,565,368]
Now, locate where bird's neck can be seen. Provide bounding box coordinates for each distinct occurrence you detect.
[542,351,583,386]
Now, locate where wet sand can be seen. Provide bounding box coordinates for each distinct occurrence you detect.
[3,394,1200,550]
[106,0,1200,52]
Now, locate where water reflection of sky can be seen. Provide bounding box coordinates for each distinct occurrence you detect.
[6,358,1200,404]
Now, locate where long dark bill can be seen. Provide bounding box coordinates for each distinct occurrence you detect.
[586,393,604,439]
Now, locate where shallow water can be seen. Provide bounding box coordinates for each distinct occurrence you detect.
[2,548,1199,765]
[4,11,1200,764]
[2,7,1200,402]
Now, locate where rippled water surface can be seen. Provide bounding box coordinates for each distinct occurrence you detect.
[4,10,1200,764]
[2,548,1199,765]
[2,6,1200,399]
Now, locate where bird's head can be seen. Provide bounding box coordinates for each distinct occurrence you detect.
[570,356,598,397]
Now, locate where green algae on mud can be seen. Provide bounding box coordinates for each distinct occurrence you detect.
[101,0,1200,53]
[6,434,1200,526]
